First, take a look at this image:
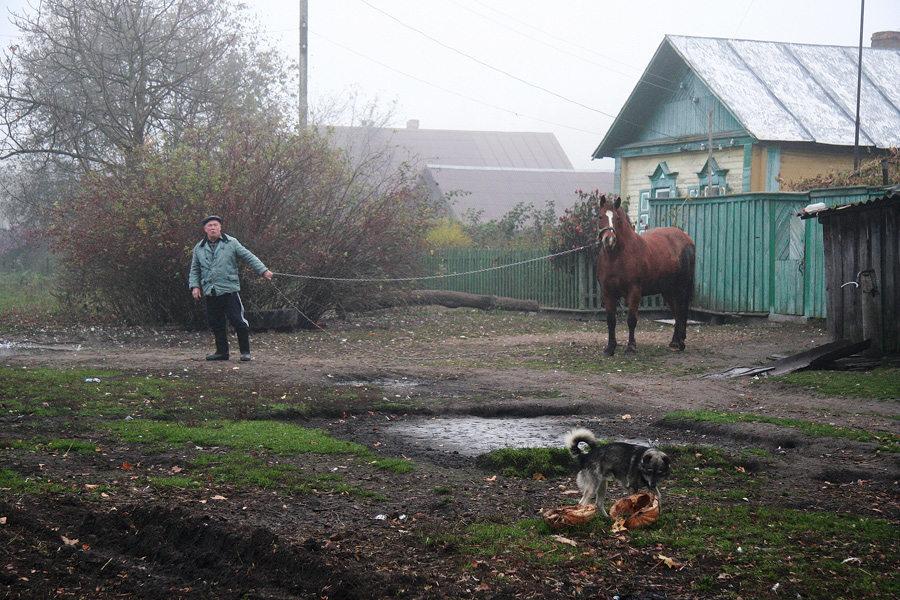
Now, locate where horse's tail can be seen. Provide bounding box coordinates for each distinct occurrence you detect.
[680,240,696,308]
[565,427,597,460]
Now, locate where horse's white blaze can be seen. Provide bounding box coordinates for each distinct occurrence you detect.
[605,210,615,234]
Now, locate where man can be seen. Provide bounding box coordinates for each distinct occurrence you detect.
[189,215,273,361]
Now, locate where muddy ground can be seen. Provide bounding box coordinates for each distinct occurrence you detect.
[1,308,899,600]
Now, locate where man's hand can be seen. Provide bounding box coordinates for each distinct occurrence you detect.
[191,287,202,300]
[262,270,273,281]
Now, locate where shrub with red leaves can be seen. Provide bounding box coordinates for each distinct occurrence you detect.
[50,116,437,327]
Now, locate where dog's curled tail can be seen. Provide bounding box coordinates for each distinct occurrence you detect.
[564,427,597,458]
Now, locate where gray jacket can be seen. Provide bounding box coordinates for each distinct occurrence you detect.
[189,234,268,296]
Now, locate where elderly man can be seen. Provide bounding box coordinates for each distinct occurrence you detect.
[189,215,272,361]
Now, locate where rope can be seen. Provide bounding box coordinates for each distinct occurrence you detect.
[267,279,534,362]
[262,244,597,362]
[272,243,595,282]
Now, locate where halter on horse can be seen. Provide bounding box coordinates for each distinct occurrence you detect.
[594,196,695,356]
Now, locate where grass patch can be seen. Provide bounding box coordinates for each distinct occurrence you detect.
[105,419,371,456]
[476,446,572,479]
[189,452,311,493]
[0,466,68,494]
[773,367,900,400]
[0,366,393,422]
[187,452,387,499]
[0,366,182,418]
[0,271,58,313]
[663,409,900,453]
[628,504,899,598]
[2,437,100,456]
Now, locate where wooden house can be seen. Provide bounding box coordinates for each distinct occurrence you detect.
[593,34,900,230]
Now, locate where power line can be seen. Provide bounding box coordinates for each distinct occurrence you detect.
[311,31,604,137]
[357,0,618,121]
[353,1,679,143]
[460,0,677,87]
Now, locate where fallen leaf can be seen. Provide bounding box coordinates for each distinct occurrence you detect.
[658,554,682,569]
[120,462,135,470]
[552,535,577,547]
[612,519,629,533]
[532,473,545,480]
[61,536,79,546]
[0,517,6,525]
[211,495,227,500]
[484,475,497,482]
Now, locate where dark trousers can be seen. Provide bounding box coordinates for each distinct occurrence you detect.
[205,291,249,332]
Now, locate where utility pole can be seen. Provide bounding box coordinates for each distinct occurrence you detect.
[707,109,714,196]
[853,0,865,171]
[299,0,308,128]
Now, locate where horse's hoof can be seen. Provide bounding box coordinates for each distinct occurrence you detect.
[603,346,616,357]
[668,343,685,352]
[625,348,637,356]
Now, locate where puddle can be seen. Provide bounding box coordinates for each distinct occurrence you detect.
[0,341,81,357]
[384,416,576,456]
[334,378,423,393]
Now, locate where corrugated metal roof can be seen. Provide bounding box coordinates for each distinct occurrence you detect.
[800,191,900,219]
[424,166,614,221]
[595,35,900,156]
[328,126,573,170]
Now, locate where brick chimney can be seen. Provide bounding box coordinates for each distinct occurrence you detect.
[871,30,900,48]
[407,119,420,129]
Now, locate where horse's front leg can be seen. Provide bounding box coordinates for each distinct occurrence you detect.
[625,291,642,356]
[602,292,617,356]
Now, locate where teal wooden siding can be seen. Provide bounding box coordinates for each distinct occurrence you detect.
[634,71,743,144]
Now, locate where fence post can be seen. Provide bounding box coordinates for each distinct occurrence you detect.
[577,254,586,310]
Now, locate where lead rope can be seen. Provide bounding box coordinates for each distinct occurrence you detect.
[267,279,537,363]
[262,242,598,362]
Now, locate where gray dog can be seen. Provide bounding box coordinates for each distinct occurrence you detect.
[565,427,671,517]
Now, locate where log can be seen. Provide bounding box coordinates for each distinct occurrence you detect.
[343,290,539,313]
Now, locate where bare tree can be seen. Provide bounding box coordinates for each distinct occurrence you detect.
[0,0,293,171]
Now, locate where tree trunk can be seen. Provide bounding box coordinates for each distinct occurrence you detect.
[342,290,540,313]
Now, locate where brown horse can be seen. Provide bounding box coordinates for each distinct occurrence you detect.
[595,196,695,356]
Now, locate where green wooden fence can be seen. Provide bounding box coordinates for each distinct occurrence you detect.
[419,248,601,311]
[651,186,886,318]
[417,186,889,317]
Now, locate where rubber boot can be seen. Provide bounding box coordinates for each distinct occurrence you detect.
[206,329,229,361]
[236,327,252,362]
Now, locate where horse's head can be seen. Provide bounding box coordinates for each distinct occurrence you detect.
[596,195,624,250]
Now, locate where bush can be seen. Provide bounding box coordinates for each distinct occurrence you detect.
[781,148,900,191]
[50,115,438,327]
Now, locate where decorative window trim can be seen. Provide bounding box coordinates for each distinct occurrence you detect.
[697,158,729,196]
[649,162,678,198]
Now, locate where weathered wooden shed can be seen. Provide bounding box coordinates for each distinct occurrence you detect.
[802,193,900,355]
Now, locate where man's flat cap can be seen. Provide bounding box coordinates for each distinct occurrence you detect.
[202,215,222,225]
